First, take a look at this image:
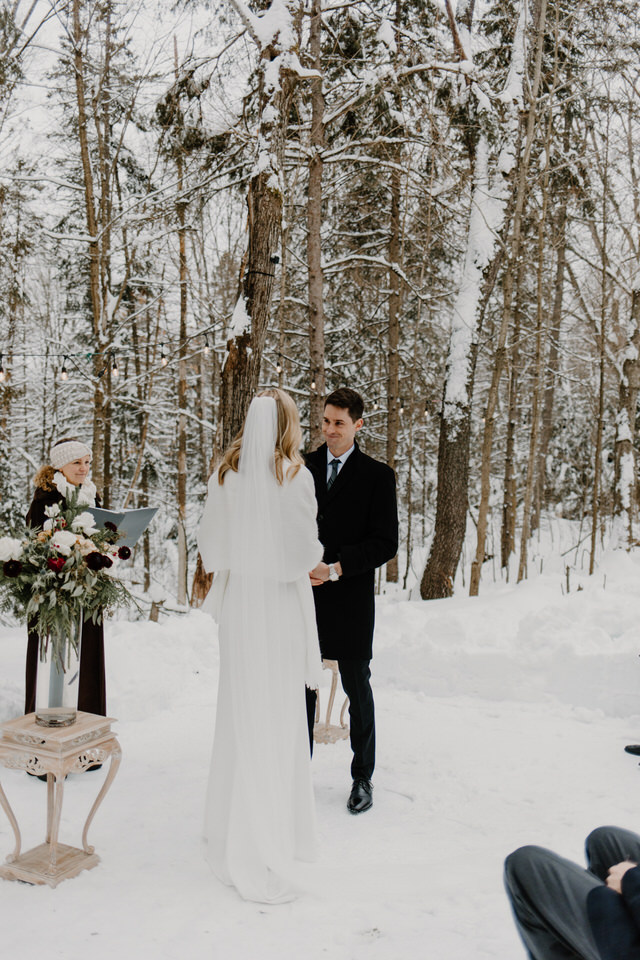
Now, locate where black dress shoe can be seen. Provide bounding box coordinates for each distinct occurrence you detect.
[625,745,640,756]
[347,778,373,814]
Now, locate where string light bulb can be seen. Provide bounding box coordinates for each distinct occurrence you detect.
[276,355,282,374]
[373,400,379,411]
[0,353,4,383]
[399,397,405,415]
[60,357,68,381]
[203,335,210,357]
[112,355,119,378]
[311,379,316,391]
[161,344,168,367]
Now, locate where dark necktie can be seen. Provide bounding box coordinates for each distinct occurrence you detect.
[327,458,341,490]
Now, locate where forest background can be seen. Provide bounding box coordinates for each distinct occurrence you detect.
[0,0,638,610]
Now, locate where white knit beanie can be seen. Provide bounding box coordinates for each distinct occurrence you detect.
[50,440,92,470]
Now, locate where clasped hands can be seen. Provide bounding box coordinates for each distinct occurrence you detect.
[606,861,637,894]
[309,561,342,587]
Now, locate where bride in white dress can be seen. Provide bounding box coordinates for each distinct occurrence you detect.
[197,389,323,903]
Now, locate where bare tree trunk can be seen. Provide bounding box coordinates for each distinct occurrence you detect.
[402,307,423,590]
[614,289,640,541]
[277,213,288,389]
[142,462,150,592]
[385,0,404,584]
[98,3,113,506]
[221,168,287,444]
[307,0,325,449]
[421,0,525,600]
[500,256,525,573]
[420,383,473,599]
[123,291,163,508]
[221,3,301,446]
[517,138,551,582]
[589,125,610,575]
[72,0,105,490]
[175,38,188,606]
[386,165,402,582]
[469,0,548,596]
[221,131,294,442]
[531,199,567,530]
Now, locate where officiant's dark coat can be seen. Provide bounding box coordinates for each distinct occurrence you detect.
[24,484,106,717]
[305,441,398,660]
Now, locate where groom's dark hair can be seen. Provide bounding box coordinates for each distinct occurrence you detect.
[325,387,364,422]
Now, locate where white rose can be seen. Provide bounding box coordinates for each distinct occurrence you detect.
[71,512,99,535]
[44,503,61,519]
[43,519,54,532]
[0,537,24,562]
[50,530,78,556]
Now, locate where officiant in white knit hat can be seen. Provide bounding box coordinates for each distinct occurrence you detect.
[24,438,107,740]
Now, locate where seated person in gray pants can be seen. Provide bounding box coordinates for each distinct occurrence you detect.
[505,825,640,960]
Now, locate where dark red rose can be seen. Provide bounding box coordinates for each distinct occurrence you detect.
[86,552,104,571]
[3,560,22,577]
[104,521,117,532]
[101,554,113,568]
[47,557,66,572]
[117,545,131,560]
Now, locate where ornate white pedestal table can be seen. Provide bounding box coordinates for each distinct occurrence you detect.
[0,711,121,887]
[314,658,350,744]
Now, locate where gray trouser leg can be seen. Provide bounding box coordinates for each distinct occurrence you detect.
[585,826,640,882]
[504,845,602,960]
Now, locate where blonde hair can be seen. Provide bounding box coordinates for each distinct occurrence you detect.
[218,389,304,485]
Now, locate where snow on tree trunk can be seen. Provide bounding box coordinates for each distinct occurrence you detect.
[221,0,310,447]
[307,0,325,450]
[421,0,531,600]
[420,134,500,599]
[614,289,640,543]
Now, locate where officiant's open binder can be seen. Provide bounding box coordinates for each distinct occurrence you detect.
[88,506,158,549]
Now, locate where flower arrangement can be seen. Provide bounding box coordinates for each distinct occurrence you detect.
[0,490,135,667]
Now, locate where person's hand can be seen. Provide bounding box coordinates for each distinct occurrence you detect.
[606,861,637,894]
[310,562,330,583]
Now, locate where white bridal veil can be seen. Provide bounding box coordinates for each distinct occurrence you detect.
[198,395,322,687]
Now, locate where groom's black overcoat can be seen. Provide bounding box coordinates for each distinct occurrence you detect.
[305,442,398,660]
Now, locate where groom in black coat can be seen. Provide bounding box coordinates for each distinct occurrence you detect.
[305,387,398,814]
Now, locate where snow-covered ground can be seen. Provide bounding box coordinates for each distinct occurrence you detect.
[1,542,640,959]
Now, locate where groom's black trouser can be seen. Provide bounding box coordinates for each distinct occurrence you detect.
[504,826,640,960]
[305,686,317,755]
[306,659,375,781]
[339,659,375,780]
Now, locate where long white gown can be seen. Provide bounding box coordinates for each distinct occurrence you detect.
[197,426,323,903]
